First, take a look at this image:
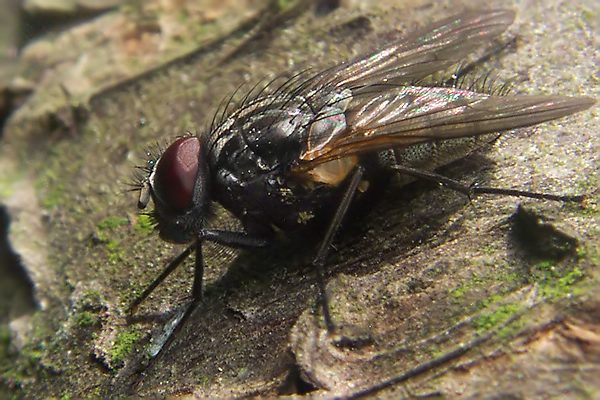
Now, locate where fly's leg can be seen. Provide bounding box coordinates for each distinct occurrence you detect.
[128,230,267,315]
[313,165,365,332]
[126,242,195,315]
[130,230,267,368]
[191,240,204,301]
[444,36,517,88]
[144,241,205,364]
[128,242,203,390]
[189,229,268,302]
[391,165,584,202]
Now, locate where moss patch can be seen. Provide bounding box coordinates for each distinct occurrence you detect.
[134,214,155,235]
[0,325,14,388]
[449,274,484,301]
[109,329,143,368]
[95,216,130,264]
[78,290,104,310]
[96,216,129,231]
[473,303,523,334]
[529,261,586,299]
[105,240,125,264]
[0,173,18,198]
[540,267,585,299]
[35,169,66,210]
[73,311,98,328]
[277,0,298,11]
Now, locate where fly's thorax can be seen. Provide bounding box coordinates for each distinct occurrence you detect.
[304,87,353,114]
[208,95,313,174]
[300,88,353,161]
[215,166,347,238]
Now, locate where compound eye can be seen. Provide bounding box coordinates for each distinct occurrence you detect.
[152,136,201,211]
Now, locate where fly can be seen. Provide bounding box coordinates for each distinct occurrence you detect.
[128,9,594,364]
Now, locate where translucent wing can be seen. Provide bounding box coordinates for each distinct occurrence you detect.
[297,85,594,167]
[300,9,515,91]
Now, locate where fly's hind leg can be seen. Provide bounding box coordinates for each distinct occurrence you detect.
[390,165,584,202]
[312,165,365,333]
[444,36,517,90]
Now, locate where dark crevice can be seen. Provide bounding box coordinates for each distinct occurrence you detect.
[19,6,118,49]
[0,205,36,322]
[278,361,318,395]
[315,0,341,15]
[0,73,33,137]
[327,15,373,40]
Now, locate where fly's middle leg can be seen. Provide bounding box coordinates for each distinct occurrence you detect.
[312,165,365,332]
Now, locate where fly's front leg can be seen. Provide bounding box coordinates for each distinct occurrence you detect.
[127,242,195,315]
[146,240,205,362]
[191,240,204,302]
[191,229,268,301]
[131,230,267,369]
[129,230,268,315]
[126,242,202,383]
[313,165,365,333]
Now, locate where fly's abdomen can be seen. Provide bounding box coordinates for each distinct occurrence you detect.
[378,133,499,183]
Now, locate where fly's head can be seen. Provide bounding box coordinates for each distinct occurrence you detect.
[136,135,211,243]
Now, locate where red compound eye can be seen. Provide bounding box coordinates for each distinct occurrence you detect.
[153,136,201,211]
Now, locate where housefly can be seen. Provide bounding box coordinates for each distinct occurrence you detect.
[129,9,594,360]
